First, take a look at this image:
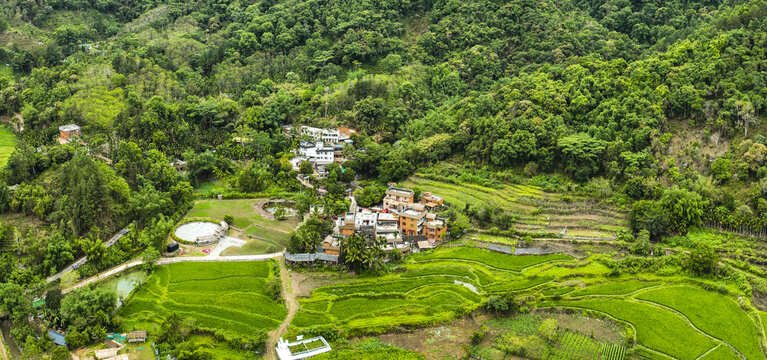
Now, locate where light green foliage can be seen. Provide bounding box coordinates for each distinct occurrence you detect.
[0,126,16,167]
[414,247,571,271]
[570,279,661,297]
[120,261,286,338]
[636,286,764,360]
[549,331,626,360]
[551,298,716,359]
[62,86,126,127]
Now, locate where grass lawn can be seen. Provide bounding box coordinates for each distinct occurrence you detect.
[548,298,717,359]
[119,261,286,338]
[635,286,764,360]
[184,199,296,253]
[187,199,297,231]
[0,126,17,167]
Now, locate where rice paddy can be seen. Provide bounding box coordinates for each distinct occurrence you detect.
[119,261,286,338]
[401,175,628,239]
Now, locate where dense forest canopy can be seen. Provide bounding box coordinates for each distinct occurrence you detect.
[0,0,767,355]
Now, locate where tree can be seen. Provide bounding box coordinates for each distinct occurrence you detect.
[659,187,706,233]
[299,161,313,176]
[710,158,732,183]
[687,242,719,276]
[538,319,558,343]
[51,346,73,360]
[484,292,520,313]
[629,200,669,239]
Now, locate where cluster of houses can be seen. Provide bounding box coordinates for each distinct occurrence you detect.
[286,125,357,177]
[286,186,448,266]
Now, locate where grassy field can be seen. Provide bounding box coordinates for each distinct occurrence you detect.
[185,199,297,253]
[119,261,286,338]
[0,126,17,167]
[401,174,627,239]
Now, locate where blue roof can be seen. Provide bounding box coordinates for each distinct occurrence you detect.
[48,330,66,346]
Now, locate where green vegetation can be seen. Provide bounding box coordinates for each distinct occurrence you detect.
[549,331,626,360]
[120,261,286,339]
[0,126,16,167]
[570,279,661,297]
[550,298,717,359]
[414,246,571,271]
[636,286,764,360]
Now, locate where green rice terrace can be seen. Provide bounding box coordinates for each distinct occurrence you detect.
[280,245,765,359]
[119,261,286,338]
[402,169,628,240]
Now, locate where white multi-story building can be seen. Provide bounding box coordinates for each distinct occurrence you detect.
[300,126,341,144]
[298,141,334,165]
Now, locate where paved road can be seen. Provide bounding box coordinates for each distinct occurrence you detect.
[62,252,283,294]
[46,228,130,284]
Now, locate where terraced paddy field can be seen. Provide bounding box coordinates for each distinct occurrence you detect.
[543,282,766,360]
[401,175,628,239]
[289,246,766,360]
[119,261,286,338]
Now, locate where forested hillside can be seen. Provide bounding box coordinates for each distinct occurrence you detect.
[1,0,767,357]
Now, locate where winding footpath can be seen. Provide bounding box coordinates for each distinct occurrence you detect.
[61,252,283,294]
[265,257,299,360]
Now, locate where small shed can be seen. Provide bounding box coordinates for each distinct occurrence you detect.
[127,330,147,343]
[48,330,66,347]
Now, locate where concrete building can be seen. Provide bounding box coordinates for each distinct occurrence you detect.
[420,191,444,209]
[321,235,341,255]
[383,187,415,212]
[58,124,81,144]
[298,141,334,165]
[399,208,426,237]
[424,213,447,241]
[300,126,341,144]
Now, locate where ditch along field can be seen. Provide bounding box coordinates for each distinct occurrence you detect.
[119,261,286,339]
[401,175,628,240]
[184,199,298,254]
[292,246,766,360]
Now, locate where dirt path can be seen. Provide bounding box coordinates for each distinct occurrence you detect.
[265,257,299,360]
[0,328,8,360]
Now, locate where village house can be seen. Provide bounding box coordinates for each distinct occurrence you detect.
[58,124,81,144]
[399,208,426,237]
[321,235,341,255]
[419,191,444,209]
[301,125,341,144]
[424,213,447,241]
[298,141,334,165]
[383,187,415,212]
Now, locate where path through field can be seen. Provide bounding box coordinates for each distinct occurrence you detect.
[0,330,8,360]
[266,257,299,360]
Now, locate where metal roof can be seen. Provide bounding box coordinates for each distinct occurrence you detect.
[48,330,66,346]
[315,253,339,262]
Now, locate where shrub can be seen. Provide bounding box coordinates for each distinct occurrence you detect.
[538,318,558,343]
[471,331,486,345]
[223,215,235,224]
[266,277,282,300]
[484,292,521,314]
